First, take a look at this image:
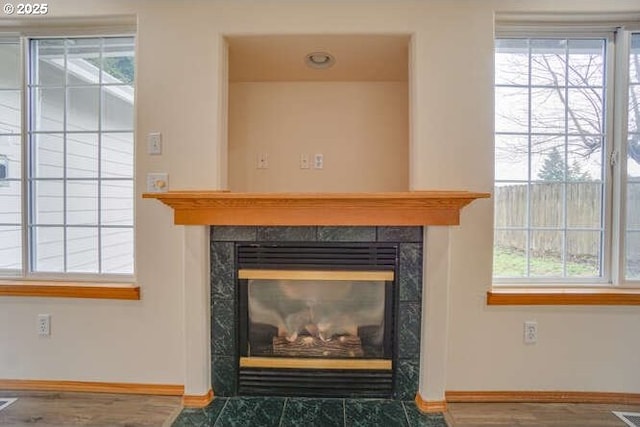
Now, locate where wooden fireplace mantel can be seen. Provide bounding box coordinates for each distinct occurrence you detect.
[142,191,490,226]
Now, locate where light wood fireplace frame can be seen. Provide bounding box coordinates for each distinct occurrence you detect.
[142,191,490,226]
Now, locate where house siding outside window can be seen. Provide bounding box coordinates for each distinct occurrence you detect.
[0,36,135,278]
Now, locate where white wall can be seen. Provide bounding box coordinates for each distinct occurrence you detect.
[1,0,639,395]
[228,82,408,192]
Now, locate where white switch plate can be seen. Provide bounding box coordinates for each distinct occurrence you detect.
[300,154,310,169]
[147,132,162,155]
[147,173,169,192]
[257,153,269,169]
[313,153,324,169]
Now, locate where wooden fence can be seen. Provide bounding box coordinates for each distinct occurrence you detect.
[494,182,640,259]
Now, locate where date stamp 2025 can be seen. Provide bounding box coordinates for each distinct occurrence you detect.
[3,3,49,15]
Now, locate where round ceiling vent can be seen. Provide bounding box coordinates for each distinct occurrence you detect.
[305,51,335,69]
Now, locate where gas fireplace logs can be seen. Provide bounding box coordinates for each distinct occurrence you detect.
[273,335,364,358]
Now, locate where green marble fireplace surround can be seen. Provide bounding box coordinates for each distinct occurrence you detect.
[210,226,423,400]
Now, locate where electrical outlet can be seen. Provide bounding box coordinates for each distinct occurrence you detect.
[147,173,169,193]
[38,314,51,336]
[524,321,537,344]
[313,153,324,169]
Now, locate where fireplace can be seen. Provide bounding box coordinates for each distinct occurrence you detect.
[210,226,424,400]
[236,242,398,397]
[143,191,488,407]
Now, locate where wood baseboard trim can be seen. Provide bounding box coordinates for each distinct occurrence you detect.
[415,393,447,413]
[0,379,184,396]
[446,391,640,405]
[182,389,214,408]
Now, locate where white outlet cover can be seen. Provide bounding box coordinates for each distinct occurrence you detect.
[38,314,51,336]
[147,173,169,193]
[313,153,324,169]
[524,321,537,344]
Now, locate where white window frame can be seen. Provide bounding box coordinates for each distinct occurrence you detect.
[493,22,640,287]
[620,25,640,285]
[0,29,135,283]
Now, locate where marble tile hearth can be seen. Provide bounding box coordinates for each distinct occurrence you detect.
[210,226,424,400]
[173,396,447,427]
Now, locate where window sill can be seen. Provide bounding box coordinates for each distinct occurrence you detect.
[0,280,140,300]
[487,287,640,306]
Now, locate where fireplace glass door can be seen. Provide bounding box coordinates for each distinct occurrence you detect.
[239,270,394,368]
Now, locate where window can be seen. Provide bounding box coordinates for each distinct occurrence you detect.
[0,36,135,279]
[628,33,640,280]
[0,38,22,272]
[493,27,639,285]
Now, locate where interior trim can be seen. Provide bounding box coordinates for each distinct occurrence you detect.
[414,393,447,413]
[446,390,640,405]
[0,15,136,35]
[182,389,214,408]
[0,281,140,300]
[0,379,183,396]
[487,288,640,305]
[142,191,490,226]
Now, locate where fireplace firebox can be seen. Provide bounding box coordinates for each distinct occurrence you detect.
[210,225,423,400]
[236,242,398,398]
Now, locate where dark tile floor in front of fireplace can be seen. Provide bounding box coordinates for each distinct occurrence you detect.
[172,397,447,427]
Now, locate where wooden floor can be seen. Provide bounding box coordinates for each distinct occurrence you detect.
[445,402,640,426]
[1,391,639,426]
[0,390,182,426]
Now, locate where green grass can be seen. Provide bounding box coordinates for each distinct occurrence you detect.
[493,246,599,278]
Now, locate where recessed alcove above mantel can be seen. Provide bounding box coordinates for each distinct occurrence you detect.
[142,191,490,226]
[226,34,411,193]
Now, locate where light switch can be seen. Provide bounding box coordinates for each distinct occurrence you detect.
[300,154,310,169]
[257,153,269,169]
[148,132,162,155]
